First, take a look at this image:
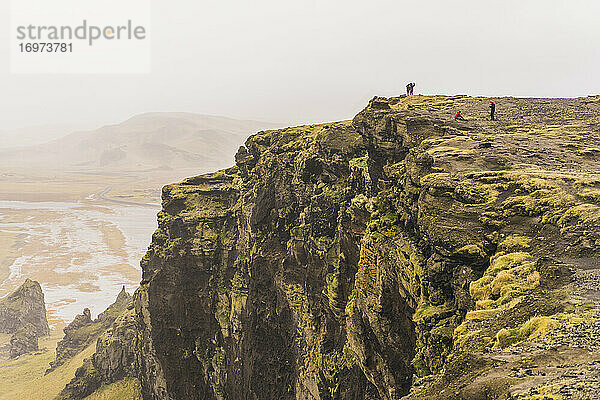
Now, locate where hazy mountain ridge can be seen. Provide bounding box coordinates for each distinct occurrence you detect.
[0,113,280,173]
[0,124,95,150]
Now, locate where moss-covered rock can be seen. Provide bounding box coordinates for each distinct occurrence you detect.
[47,287,132,374]
[0,279,49,337]
[57,305,141,400]
[9,323,38,359]
[67,95,600,400]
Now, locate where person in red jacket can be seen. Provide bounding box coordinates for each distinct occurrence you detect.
[454,111,465,120]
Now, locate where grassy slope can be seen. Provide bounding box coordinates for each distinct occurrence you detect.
[0,329,95,400]
[83,378,142,400]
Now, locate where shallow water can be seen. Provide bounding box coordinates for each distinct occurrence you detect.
[0,200,159,323]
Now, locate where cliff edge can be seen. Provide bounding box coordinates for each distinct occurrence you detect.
[68,95,600,399]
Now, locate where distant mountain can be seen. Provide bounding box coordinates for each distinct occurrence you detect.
[0,123,96,149]
[0,113,280,172]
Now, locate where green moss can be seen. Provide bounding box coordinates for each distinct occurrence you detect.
[487,252,532,275]
[557,203,600,233]
[396,95,466,112]
[498,235,531,252]
[494,316,558,348]
[576,147,600,156]
[344,288,357,318]
[579,188,600,203]
[230,270,248,296]
[281,282,310,319]
[420,172,451,187]
[427,146,474,158]
[470,252,539,309]
[413,302,453,324]
[412,301,456,376]
[519,316,557,339]
[248,120,359,155]
[465,309,499,321]
[454,181,498,204]
[350,194,369,209]
[214,295,230,334]
[411,354,432,377]
[209,347,226,397]
[494,328,517,348]
[326,269,344,315]
[83,378,142,400]
[314,344,357,397]
[349,155,368,170]
[502,195,547,216]
[454,243,486,259]
[479,211,505,228]
[314,234,335,251]
[379,213,398,228]
[573,178,600,188]
[497,171,600,233]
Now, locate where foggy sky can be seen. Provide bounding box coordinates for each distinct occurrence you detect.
[1,0,599,132]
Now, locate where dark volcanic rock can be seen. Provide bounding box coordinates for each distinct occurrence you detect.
[9,323,39,359]
[0,279,49,337]
[47,287,132,373]
[57,308,142,400]
[138,122,375,400]
[60,95,600,399]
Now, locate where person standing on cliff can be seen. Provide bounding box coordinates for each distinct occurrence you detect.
[406,82,415,96]
[490,100,496,120]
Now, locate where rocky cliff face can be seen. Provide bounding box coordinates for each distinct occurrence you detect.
[9,323,39,359]
[57,307,142,400]
[64,95,600,399]
[48,286,132,373]
[137,121,374,400]
[0,279,49,337]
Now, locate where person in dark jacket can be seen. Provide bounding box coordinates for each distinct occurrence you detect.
[454,111,465,120]
[406,82,415,96]
[490,100,496,120]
